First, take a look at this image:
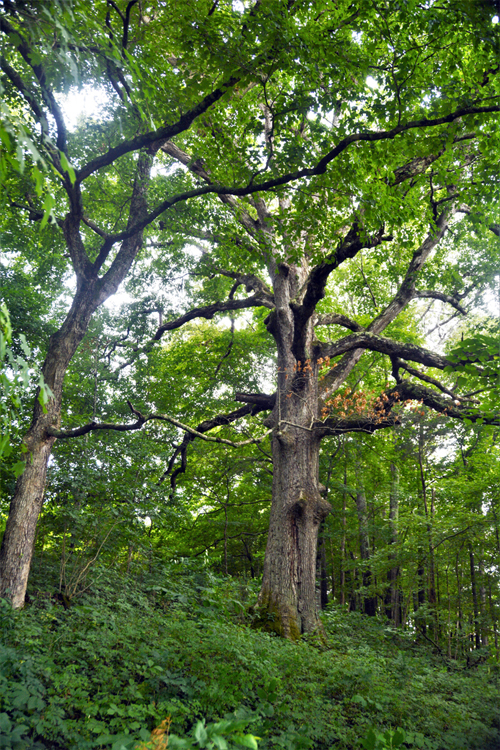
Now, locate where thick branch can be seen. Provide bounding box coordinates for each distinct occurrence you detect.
[389,380,500,424]
[235,392,276,409]
[315,414,399,438]
[320,332,450,370]
[153,293,273,341]
[415,290,467,314]
[314,313,364,332]
[319,207,453,401]
[77,76,240,181]
[47,402,272,446]
[161,141,261,238]
[291,224,392,358]
[85,103,500,242]
[395,359,475,402]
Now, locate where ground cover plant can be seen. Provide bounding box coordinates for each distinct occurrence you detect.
[1,561,500,750]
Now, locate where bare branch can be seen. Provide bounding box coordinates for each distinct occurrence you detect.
[415,289,467,314]
[315,313,365,332]
[47,402,272,447]
[153,293,274,341]
[159,400,273,489]
[320,331,451,370]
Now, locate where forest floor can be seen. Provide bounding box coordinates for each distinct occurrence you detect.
[1,561,499,750]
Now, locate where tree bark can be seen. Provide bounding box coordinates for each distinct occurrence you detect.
[0,150,153,607]
[385,462,401,625]
[254,261,331,637]
[255,427,331,637]
[0,282,99,606]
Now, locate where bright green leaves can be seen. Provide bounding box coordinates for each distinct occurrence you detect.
[361,727,406,750]
[0,304,52,472]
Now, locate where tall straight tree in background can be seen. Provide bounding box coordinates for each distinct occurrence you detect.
[1,0,500,639]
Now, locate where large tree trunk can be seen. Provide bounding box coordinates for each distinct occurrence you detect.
[254,260,331,637]
[255,427,330,637]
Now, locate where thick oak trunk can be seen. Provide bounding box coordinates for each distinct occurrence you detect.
[254,262,331,637]
[255,427,330,637]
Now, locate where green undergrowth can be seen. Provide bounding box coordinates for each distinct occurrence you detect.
[1,563,500,750]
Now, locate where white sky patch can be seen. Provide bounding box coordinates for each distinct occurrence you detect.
[366,76,378,89]
[56,86,109,131]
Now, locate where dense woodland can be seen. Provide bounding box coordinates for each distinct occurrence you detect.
[2,0,500,747]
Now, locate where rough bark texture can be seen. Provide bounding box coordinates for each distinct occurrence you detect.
[253,260,331,638]
[0,283,98,605]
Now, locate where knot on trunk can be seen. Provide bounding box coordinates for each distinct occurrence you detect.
[292,491,332,523]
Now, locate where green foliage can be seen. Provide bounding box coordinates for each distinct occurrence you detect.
[0,304,52,472]
[1,566,500,750]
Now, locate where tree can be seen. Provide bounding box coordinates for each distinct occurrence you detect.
[1,0,500,640]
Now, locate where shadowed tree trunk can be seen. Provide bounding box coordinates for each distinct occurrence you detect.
[386,462,401,625]
[317,520,328,610]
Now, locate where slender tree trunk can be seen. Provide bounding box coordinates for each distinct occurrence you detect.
[317,520,328,610]
[340,462,347,606]
[469,545,481,649]
[0,150,153,607]
[386,462,401,625]
[0,285,98,606]
[354,486,376,616]
[478,558,488,648]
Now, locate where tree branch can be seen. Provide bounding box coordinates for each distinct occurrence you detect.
[159,400,273,489]
[153,293,274,341]
[47,401,272,446]
[320,332,451,372]
[314,313,365,332]
[82,102,500,239]
[415,290,467,314]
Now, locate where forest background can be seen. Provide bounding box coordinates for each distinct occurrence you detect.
[2,0,500,748]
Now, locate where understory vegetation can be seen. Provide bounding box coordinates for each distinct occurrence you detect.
[2,560,500,750]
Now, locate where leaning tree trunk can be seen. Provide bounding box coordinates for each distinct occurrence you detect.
[0,284,99,607]
[0,151,152,607]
